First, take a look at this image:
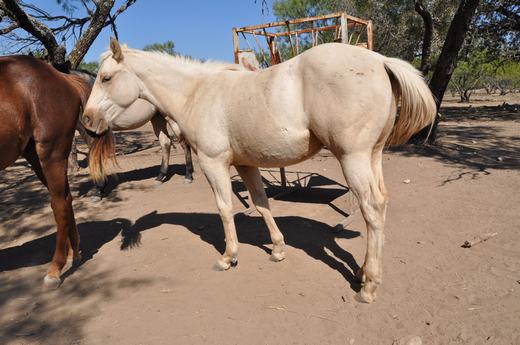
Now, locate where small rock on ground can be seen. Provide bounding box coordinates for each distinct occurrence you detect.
[392,335,422,345]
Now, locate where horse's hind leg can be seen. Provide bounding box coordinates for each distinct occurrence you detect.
[235,165,285,261]
[24,142,79,261]
[339,151,388,303]
[34,144,79,288]
[151,115,171,184]
[182,142,194,183]
[198,155,238,270]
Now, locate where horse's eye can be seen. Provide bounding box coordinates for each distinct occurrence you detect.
[102,75,112,82]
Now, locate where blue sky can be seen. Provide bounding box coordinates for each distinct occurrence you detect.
[6,1,277,63]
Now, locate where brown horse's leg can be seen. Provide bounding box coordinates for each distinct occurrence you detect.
[24,141,79,262]
[35,147,79,288]
[23,140,48,187]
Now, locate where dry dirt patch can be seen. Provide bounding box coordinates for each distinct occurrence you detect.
[1,104,519,345]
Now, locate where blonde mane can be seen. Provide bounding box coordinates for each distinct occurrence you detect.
[100,46,244,72]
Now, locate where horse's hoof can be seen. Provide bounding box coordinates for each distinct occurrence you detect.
[355,289,376,304]
[90,195,102,202]
[184,178,193,184]
[213,257,237,271]
[43,275,61,289]
[213,259,231,271]
[270,251,285,262]
[154,179,164,186]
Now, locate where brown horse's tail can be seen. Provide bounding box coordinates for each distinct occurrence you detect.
[88,130,117,184]
[63,73,117,183]
[383,57,437,146]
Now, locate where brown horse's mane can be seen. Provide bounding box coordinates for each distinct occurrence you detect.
[62,73,92,110]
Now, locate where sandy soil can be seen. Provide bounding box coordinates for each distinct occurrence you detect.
[1,98,519,345]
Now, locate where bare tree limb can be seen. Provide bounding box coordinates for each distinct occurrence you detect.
[1,0,66,64]
[0,21,18,34]
[68,0,137,67]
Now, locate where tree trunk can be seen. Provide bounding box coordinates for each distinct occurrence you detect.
[415,0,433,75]
[412,0,481,144]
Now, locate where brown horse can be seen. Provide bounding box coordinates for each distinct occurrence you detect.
[0,55,111,288]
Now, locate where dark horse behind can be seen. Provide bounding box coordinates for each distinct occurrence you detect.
[0,55,114,288]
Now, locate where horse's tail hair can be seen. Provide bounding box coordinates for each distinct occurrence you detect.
[88,129,117,184]
[63,72,116,183]
[383,57,437,146]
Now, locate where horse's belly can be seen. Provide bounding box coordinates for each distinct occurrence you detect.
[231,128,322,167]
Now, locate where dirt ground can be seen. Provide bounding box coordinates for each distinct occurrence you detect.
[1,94,519,345]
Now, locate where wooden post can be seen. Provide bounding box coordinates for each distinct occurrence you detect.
[280,167,287,188]
[367,20,374,50]
[232,28,240,63]
[340,13,349,44]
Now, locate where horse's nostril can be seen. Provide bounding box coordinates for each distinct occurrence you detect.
[83,114,92,126]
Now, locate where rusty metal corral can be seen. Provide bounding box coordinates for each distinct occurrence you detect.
[232,12,373,66]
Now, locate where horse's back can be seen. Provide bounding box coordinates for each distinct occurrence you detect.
[206,44,395,165]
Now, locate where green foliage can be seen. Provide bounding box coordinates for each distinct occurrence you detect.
[143,40,177,56]
[473,0,519,61]
[78,61,99,74]
[449,50,520,101]
[495,61,520,94]
[272,0,459,61]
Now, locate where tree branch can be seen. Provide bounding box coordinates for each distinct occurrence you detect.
[68,0,137,67]
[0,21,18,34]
[1,0,66,64]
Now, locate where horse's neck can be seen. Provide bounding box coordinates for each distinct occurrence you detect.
[128,54,202,127]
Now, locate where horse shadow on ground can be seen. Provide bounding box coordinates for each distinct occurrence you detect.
[390,106,520,184]
[76,163,189,197]
[231,171,352,217]
[0,211,362,292]
[0,247,153,345]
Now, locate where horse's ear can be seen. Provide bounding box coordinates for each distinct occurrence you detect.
[110,37,124,63]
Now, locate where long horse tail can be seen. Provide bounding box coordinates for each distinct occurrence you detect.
[64,73,117,184]
[88,130,117,184]
[383,57,437,146]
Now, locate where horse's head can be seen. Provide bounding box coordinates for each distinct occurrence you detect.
[82,37,144,136]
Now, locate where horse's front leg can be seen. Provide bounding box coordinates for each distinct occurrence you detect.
[198,154,238,270]
[182,142,194,183]
[235,165,285,261]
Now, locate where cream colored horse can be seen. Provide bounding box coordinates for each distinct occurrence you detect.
[82,38,436,303]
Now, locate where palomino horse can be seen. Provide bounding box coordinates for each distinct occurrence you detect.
[76,58,250,196]
[71,70,194,199]
[82,39,436,303]
[0,55,107,288]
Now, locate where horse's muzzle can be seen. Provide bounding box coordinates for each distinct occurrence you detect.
[82,111,109,136]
